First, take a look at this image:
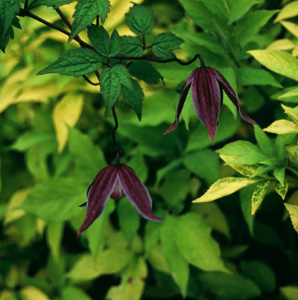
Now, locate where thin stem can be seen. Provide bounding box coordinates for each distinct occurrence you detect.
[96,16,100,27]
[82,75,100,86]
[112,106,119,149]
[55,8,72,30]
[24,0,29,10]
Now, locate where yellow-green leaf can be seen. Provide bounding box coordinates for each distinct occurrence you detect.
[284,203,298,233]
[278,87,298,99]
[281,104,298,123]
[281,21,298,38]
[53,94,84,152]
[275,1,298,23]
[20,286,50,300]
[266,39,295,51]
[147,244,170,273]
[264,119,298,134]
[251,181,270,215]
[293,45,298,57]
[193,177,259,203]
[275,181,288,200]
[47,222,64,261]
[248,50,298,82]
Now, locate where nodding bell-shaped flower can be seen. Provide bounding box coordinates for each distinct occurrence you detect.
[77,159,163,237]
[163,56,257,141]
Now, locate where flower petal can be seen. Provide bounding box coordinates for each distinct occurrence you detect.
[163,70,195,135]
[77,166,118,237]
[118,164,163,222]
[210,68,258,125]
[191,68,222,141]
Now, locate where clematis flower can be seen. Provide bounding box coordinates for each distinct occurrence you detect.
[163,56,257,141]
[77,162,163,237]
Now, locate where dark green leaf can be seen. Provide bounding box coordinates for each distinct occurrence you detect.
[88,25,110,56]
[21,178,86,222]
[110,30,122,56]
[121,36,143,57]
[28,0,75,9]
[128,61,162,84]
[125,4,154,35]
[0,0,19,38]
[122,79,144,120]
[69,0,110,42]
[101,65,133,115]
[38,49,102,76]
[152,33,184,58]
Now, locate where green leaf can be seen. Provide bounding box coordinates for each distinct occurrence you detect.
[62,286,92,300]
[47,222,64,261]
[281,21,298,39]
[254,125,275,157]
[241,260,276,293]
[122,79,144,121]
[21,178,85,222]
[69,0,110,42]
[28,0,75,9]
[284,203,298,233]
[152,33,184,58]
[125,4,154,35]
[226,0,259,23]
[237,67,282,88]
[251,180,270,215]
[128,61,162,84]
[67,248,133,280]
[121,36,143,57]
[110,29,122,56]
[145,222,161,254]
[0,0,19,39]
[198,272,261,299]
[275,181,288,200]
[161,216,189,297]
[264,120,298,134]
[118,199,140,244]
[101,65,133,115]
[175,213,228,272]
[217,141,267,165]
[235,10,278,45]
[274,167,286,185]
[275,1,298,23]
[248,50,298,82]
[278,87,298,100]
[183,150,220,185]
[193,177,259,203]
[280,286,298,300]
[38,49,102,76]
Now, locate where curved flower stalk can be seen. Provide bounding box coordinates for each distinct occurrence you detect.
[163,56,257,141]
[77,157,163,237]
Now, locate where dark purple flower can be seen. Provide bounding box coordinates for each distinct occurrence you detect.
[163,57,257,141]
[77,163,163,237]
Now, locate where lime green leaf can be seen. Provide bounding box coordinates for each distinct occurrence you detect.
[69,0,110,41]
[278,87,298,100]
[47,222,64,261]
[275,181,288,200]
[280,286,298,300]
[147,244,169,273]
[28,0,75,9]
[125,4,154,35]
[248,50,298,82]
[264,120,298,134]
[62,286,92,300]
[183,150,220,184]
[106,257,147,300]
[251,180,270,215]
[254,125,275,157]
[237,67,282,88]
[145,221,161,254]
[21,178,85,222]
[175,213,228,272]
[152,33,184,58]
[121,36,143,57]
[235,10,278,45]
[284,203,298,233]
[274,167,286,185]
[122,79,144,121]
[267,39,296,51]
[20,286,50,300]
[118,199,140,243]
[198,272,261,299]
[128,61,162,84]
[161,216,189,297]
[281,21,298,38]
[241,260,276,293]
[217,141,267,165]
[67,248,133,280]
[226,0,258,23]
[101,65,132,115]
[281,104,298,123]
[38,49,102,76]
[275,1,298,22]
[53,94,84,153]
[68,128,106,179]
[193,177,259,203]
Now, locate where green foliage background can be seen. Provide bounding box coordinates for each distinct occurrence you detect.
[1,0,298,299]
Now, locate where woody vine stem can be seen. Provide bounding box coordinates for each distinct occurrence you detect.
[18,5,202,157]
